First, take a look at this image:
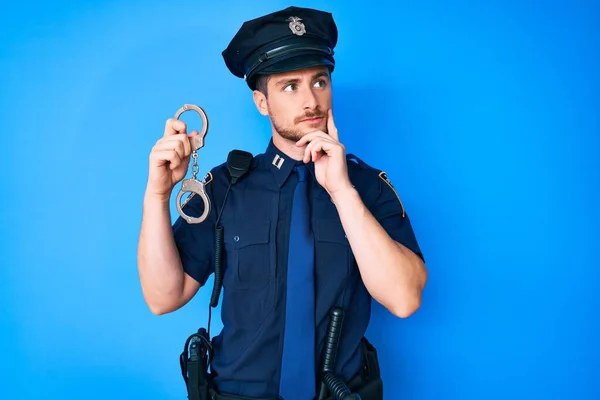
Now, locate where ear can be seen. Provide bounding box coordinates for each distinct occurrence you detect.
[253,90,269,116]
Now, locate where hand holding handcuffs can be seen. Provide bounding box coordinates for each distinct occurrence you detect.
[174,104,211,224]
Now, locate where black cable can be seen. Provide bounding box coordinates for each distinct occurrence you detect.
[207,183,233,340]
[322,372,361,400]
[183,151,253,395]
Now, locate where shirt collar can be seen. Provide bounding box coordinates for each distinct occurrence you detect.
[264,138,316,187]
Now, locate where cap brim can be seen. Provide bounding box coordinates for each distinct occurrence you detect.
[247,52,334,89]
[258,53,334,75]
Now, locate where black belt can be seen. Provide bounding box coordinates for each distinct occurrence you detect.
[209,375,382,400]
[209,337,383,400]
[209,375,381,400]
[208,389,278,400]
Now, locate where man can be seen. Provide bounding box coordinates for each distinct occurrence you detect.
[137,5,427,400]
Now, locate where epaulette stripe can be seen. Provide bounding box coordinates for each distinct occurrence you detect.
[378,171,405,218]
[203,171,213,185]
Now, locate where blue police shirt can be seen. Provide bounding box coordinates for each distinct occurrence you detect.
[172,139,424,398]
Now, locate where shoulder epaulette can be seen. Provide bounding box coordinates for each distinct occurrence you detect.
[347,153,405,218]
[377,170,405,218]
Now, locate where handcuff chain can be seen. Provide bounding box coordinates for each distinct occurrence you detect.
[191,151,199,180]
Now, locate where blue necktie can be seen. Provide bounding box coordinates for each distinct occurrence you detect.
[279,165,316,400]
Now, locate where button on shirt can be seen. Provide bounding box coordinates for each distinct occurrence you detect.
[172,139,424,398]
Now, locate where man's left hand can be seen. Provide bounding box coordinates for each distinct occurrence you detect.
[296,109,353,199]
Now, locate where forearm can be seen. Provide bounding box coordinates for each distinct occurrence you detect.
[137,193,186,313]
[332,187,427,317]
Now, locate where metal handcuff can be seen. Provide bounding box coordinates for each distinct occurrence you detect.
[174,104,211,224]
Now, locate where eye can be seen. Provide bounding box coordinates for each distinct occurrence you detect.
[283,83,297,92]
[314,79,327,88]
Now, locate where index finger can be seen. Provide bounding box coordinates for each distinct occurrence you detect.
[164,118,187,137]
[326,109,339,141]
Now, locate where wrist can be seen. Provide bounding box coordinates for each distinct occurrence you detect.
[144,189,171,206]
[330,184,359,205]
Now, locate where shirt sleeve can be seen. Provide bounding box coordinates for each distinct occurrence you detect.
[369,171,425,262]
[172,173,217,286]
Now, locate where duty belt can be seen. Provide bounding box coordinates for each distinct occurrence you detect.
[180,308,383,400]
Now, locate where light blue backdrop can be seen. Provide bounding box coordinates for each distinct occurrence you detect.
[1,0,598,399]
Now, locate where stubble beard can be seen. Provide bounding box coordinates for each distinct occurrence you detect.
[268,105,326,143]
[271,117,305,142]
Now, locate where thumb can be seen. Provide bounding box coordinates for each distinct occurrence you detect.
[184,130,199,157]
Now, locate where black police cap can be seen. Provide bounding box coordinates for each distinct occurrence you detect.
[222,6,338,90]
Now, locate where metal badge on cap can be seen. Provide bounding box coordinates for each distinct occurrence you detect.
[287,16,306,35]
[173,104,211,224]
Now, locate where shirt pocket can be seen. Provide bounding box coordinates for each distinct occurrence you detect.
[314,218,354,278]
[222,220,275,330]
[223,220,272,289]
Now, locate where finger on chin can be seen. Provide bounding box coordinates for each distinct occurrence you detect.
[303,147,311,163]
[296,136,309,146]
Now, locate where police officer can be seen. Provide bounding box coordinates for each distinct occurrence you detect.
[137,5,427,400]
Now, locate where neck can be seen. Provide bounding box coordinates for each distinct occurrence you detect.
[272,131,305,161]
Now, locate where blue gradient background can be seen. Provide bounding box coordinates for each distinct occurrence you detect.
[1,1,598,399]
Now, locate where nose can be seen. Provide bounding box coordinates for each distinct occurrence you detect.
[302,86,318,110]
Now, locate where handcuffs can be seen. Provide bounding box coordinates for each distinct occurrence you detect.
[174,104,211,224]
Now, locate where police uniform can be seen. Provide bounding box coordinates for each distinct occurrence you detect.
[173,6,424,400]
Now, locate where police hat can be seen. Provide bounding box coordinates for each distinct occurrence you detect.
[222,6,338,90]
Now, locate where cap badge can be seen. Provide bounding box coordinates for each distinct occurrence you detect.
[287,16,306,36]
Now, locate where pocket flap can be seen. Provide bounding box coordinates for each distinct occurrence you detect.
[315,219,348,245]
[224,220,270,249]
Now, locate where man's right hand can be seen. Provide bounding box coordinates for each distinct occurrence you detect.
[146,118,199,199]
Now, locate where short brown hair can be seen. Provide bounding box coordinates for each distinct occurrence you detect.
[254,74,270,96]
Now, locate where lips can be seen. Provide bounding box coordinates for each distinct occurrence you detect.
[301,117,323,123]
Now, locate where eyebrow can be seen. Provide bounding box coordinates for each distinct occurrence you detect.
[312,71,329,80]
[275,70,330,87]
